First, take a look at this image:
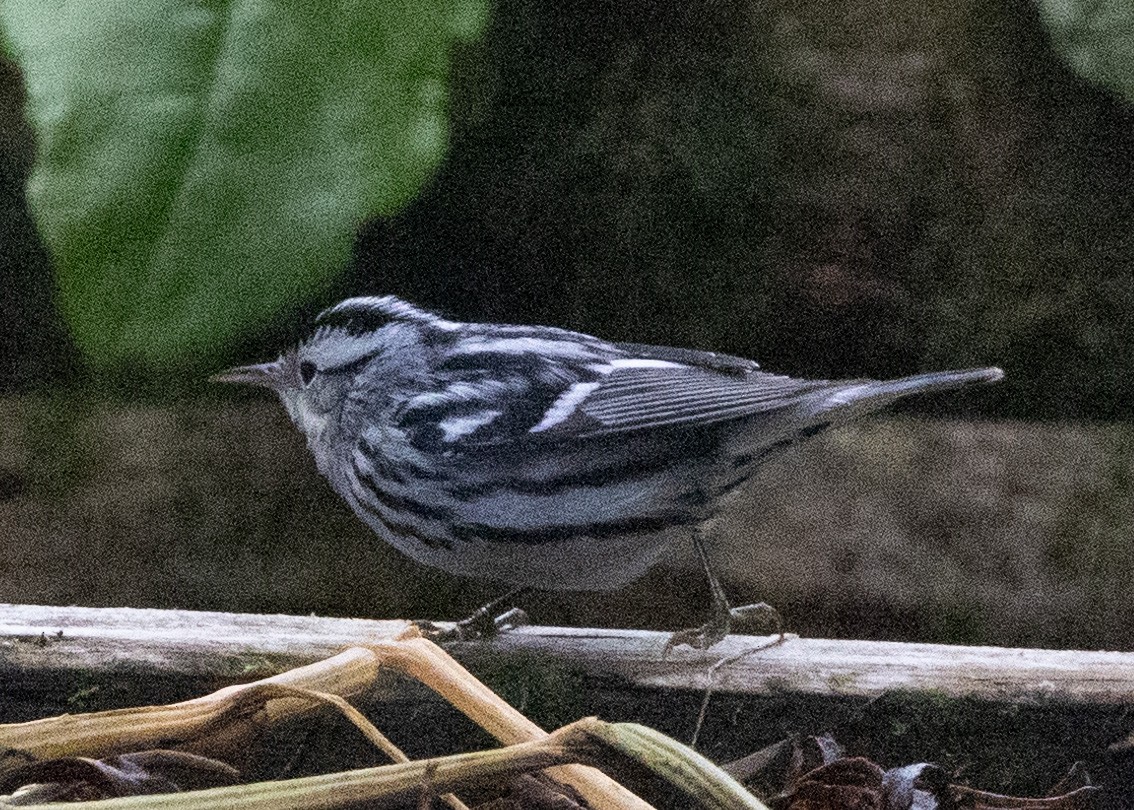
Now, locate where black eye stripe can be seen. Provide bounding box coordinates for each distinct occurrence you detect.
[299,361,317,386]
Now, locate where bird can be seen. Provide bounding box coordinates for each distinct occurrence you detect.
[212,295,1003,648]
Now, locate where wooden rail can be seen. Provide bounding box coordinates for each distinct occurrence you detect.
[3,604,1133,706]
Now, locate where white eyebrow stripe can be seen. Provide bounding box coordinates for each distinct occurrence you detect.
[438,410,502,442]
[529,381,602,433]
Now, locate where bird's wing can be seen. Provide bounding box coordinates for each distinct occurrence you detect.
[530,363,838,439]
[528,363,1004,440]
[397,346,837,450]
[397,327,1001,450]
[610,341,760,376]
[395,330,611,452]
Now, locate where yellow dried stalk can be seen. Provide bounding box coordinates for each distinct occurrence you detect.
[193,683,470,810]
[0,629,647,809]
[367,632,650,809]
[0,718,768,810]
[0,646,382,760]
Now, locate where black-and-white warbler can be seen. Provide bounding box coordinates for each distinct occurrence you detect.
[214,295,1003,648]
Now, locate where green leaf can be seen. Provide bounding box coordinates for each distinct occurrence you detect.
[0,0,488,369]
[1034,0,1134,103]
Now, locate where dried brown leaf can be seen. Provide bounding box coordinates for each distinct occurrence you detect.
[0,749,239,804]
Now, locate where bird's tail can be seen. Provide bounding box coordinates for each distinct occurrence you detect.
[820,366,1004,415]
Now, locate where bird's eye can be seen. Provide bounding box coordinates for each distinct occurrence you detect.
[299,361,317,387]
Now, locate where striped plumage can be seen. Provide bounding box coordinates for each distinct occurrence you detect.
[214,295,1003,645]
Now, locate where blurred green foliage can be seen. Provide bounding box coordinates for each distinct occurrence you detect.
[0,0,487,370]
[1035,0,1134,102]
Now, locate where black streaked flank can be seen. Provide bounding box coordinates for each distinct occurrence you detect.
[799,422,829,439]
[352,459,453,523]
[361,438,449,481]
[449,512,697,546]
[348,482,455,551]
[446,441,704,500]
[356,440,408,485]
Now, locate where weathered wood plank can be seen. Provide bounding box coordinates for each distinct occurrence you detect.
[455,626,1134,704]
[3,604,1132,706]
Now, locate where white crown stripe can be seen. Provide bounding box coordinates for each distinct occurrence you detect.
[316,295,459,330]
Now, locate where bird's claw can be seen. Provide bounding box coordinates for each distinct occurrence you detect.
[421,604,530,643]
[666,601,783,652]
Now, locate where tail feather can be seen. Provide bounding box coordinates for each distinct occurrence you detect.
[822,366,1004,413]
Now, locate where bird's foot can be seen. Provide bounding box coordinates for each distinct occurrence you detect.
[666,601,783,651]
[421,589,530,643]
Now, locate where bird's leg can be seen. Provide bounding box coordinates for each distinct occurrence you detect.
[426,586,531,643]
[667,526,783,650]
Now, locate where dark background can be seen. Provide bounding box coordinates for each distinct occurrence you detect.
[6,0,1134,417]
[2,0,1133,649]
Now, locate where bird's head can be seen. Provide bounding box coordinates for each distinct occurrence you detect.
[211,296,450,440]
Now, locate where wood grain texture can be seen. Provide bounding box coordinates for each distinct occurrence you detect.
[3,603,1132,705]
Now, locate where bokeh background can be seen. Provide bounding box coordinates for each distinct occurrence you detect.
[2,0,1133,649]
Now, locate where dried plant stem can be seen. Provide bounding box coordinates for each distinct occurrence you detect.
[367,633,652,810]
[0,646,383,760]
[0,719,766,810]
[0,633,648,809]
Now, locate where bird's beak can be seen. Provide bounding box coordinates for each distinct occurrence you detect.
[209,360,286,389]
